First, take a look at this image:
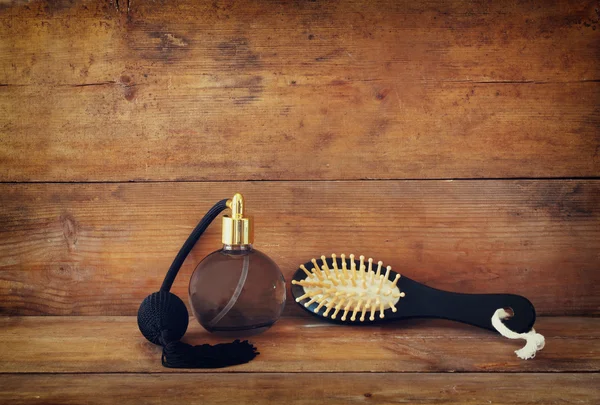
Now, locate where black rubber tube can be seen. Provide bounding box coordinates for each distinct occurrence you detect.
[160,199,229,292]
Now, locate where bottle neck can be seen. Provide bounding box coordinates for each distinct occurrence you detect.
[222,244,253,252]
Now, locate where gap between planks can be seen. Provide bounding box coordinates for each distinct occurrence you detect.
[1,177,600,184]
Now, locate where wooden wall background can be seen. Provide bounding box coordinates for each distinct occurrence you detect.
[0,0,599,317]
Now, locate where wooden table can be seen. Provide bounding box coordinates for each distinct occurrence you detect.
[1,316,599,404]
[1,0,598,403]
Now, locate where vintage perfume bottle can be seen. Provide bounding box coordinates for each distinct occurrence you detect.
[189,193,286,336]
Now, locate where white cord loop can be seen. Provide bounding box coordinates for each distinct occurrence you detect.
[491,308,545,360]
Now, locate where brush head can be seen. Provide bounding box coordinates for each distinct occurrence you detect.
[291,254,406,323]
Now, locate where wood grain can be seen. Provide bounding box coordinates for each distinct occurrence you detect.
[1,0,599,181]
[2,0,599,85]
[1,180,598,316]
[0,2,598,402]
[0,316,598,373]
[1,373,598,405]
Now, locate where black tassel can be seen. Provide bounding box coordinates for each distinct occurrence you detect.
[138,291,259,368]
[161,339,259,368]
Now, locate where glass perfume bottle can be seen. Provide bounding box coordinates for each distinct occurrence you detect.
[189,193,286,336]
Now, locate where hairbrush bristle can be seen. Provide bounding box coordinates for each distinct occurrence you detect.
[293,253,407,322]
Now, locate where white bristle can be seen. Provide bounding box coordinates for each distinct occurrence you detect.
[384,266,392,282]
[340,254,349,279]
[307,264,323,281]
[321,256,330,271]
[331,299,345,319]
[311,259,323,280]
[360,305,368,322]
[323,296,339,317]
[293,279,326,288]
[391,274,401,288]
[349,255,357,286]
[295,293,310,302]
[377,267,391,293]
[304,295,320,307]
[315,295,330,312]
[341,299,354,321]
[300,264,313,278]
[351,298,363,321]
[322,265,339,286]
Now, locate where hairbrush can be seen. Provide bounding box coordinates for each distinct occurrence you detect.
[291,253,536,333]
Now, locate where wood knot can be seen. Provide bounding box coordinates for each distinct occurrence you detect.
[161,33,188,48]
[375,89,390,100]
[119,75,137,101]
[124,86,137,101]
[60,213,79,251]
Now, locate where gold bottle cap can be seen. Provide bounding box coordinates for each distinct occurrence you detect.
[222,193,254,245]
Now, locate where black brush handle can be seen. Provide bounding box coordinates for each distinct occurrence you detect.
[394,277,536,333]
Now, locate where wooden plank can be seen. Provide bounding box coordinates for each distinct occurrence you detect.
[1,373,598,405]
[2,81,598,181]
[1,0,599,181]
[0,316,598,373]
[2,0,598,85]
[0,180,598,316]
